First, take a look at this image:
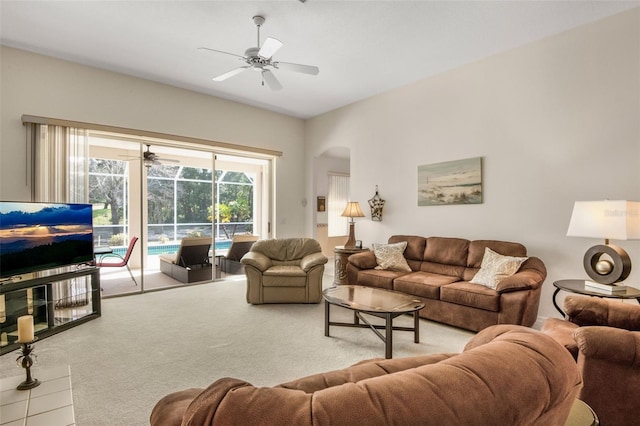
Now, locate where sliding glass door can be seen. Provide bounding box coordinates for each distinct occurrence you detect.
[143,144,215,291]
[88,133,273,297]
[89,137,143,296]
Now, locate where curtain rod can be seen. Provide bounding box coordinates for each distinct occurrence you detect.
[21,114,283,157]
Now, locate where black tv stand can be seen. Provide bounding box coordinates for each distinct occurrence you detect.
[0,267,101,355]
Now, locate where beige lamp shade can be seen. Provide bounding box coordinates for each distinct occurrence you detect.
[341,201,365,219]
[567,200,640,285]
[567,200,640,241]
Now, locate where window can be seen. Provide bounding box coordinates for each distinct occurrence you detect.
[216,170,254,238]
[88,158,130,247]
[147,164,214,242]
[328,173,349,237]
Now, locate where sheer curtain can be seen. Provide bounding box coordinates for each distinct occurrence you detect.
[327,173,349,237]
[29,123,90,307]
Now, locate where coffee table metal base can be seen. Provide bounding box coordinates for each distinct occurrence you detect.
[324,302,421,359]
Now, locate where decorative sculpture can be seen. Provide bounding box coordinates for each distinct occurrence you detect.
[368,186,385,221]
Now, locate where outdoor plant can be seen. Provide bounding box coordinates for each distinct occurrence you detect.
[109,233,126,246]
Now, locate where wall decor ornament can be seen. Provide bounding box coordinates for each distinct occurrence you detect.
[417,157,483,206]
[368,186,385,221]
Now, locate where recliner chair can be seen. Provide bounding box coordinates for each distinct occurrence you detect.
[240,238,328,304]
[542,295,640,426]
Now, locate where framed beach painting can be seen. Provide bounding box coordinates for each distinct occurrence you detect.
[418,157,483,206]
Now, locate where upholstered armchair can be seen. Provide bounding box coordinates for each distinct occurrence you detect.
[240,238,328,304]
[542,295,640,358]
[542,295,640,426]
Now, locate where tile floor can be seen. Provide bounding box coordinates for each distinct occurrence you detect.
[0,365,74,426]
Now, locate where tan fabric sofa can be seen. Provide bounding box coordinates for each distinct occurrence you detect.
[150,325,581,426]
[240,238,328,304]
[346,235,546,331]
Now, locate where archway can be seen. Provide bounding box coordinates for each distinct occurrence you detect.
[313,147,350,257]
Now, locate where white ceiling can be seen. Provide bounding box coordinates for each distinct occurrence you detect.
[1,1,638,119]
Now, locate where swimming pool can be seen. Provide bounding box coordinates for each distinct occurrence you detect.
[110,240,231,256]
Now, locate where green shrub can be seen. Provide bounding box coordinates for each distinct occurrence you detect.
[109,233,126,246]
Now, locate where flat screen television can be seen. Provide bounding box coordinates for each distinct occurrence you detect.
[0,201,94,279]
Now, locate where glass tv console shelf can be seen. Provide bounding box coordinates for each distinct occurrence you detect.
[0,266,101,355]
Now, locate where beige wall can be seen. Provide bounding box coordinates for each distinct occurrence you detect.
[0,46,307,237]
[306,8,640,321]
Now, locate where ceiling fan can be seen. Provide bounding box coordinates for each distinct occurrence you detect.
[199,15,319,91]
[143,144,179,168]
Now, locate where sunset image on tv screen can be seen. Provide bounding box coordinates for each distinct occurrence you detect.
[0,202,94,278]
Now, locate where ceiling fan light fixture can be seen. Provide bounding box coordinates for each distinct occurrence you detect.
[201,14,319,90]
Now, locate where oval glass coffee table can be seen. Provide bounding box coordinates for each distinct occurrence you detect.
[323,285,425,359]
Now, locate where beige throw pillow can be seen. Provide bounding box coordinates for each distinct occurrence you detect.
[372,241,411,272]
[470,247,528,289]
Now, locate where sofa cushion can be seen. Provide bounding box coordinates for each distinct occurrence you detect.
[420,237,469,277]
[372,241,411,271]
[388,235,426,262]
[424,237,469,265]
[356,269,407,290]
[470,247,528,289]
[441,282,500,312]
[393,272,460,299]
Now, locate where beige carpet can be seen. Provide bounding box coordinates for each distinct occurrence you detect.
[0,271,474,426]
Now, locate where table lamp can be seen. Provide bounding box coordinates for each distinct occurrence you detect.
[341,201,365,248]
[567,200,640,285]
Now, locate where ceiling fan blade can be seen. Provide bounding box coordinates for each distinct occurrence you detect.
[258,37,283,59]
[274,61,319,76]
[198,47,246,60]
[212,66,251,82]
[262,70,282,91]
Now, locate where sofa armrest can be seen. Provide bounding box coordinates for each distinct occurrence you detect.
[494,257,546,293]
[574,326,640,367]
[300,252,328,271]
[150,388,203,426]
[565,295,640,330]
[179,378,254,425]
[240,251,272,272]
[347,251,378,270]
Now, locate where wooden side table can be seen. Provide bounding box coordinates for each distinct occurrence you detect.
[333,245,369,286]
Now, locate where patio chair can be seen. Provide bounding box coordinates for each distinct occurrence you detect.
[95,236,139,285]
[159,237,213,283]
[219,234,259,275]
